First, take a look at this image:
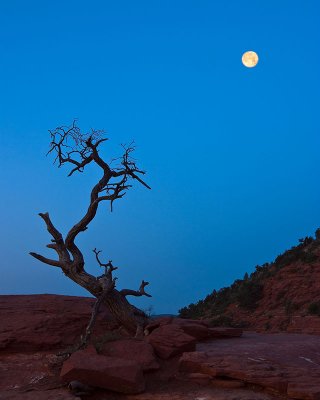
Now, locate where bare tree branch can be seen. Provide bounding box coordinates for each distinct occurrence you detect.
[93,248,118,277]
[38,212,63,243]
[29,252,61,267]
[38,212,71,264]
[68,156,93,177]
[121,280,152,298]
[80,276,117,347]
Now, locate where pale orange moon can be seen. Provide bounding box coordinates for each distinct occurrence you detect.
[242,51,259,68]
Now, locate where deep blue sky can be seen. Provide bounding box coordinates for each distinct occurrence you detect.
[1,0,319,314]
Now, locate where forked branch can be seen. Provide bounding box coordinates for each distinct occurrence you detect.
[93,248,118,277]
[121,280,152,298]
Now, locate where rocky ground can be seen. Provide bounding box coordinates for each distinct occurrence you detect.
[1,295,320,400]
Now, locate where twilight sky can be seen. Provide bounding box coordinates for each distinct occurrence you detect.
[0,0,319,314]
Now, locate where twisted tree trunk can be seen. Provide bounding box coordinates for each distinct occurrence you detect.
[30,123,152,336]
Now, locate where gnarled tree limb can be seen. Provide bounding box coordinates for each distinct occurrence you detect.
[79,275,117,349]
[93,248,118,277]
[121,280,152,298]
[29,252,61,267]
[30,122,152,337]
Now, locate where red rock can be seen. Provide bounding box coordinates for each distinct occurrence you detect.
[146,319,241,342]
[178,323,210,340]
[3,326,320,400]
[210,378,245,388]
[146,324,196,359]
[0,294,118,352]
[195,332,320,399]
[154,316,174,324]
[201,364,226,378]
[0,351,62,392]
[144,316,173,334]
[287,382,320,400]
[145,317,209,336]
[186,372,211,385]
[249,376,288,394]
[60,349,145,394]
[179,351,208,373]
[83,344,98,355]
[99,338,159,371]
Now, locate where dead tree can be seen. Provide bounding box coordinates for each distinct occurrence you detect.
[30,122,152,336]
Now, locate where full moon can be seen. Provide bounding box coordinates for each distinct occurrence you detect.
[242,51,259,68]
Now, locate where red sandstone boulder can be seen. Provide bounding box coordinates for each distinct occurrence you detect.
[186,372,211,385]
[144,316,174,334]
[178,323,210,340]
[60,349,145,394]
[174,320,242,341]
[145,317,210,339]
[145,317,209,335]
[99,338,159,371]
[146,324,196,359]
[287,382,320,400]
[146,319,241,342]
[179,351,208,373]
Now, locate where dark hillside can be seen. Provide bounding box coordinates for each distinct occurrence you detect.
[179,229,320,333]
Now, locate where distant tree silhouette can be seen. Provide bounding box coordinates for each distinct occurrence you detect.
[30,121,151,342]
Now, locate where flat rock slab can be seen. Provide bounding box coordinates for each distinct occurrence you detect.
[178,323,212,340]
[146,324,196,359]
[60,349,145,394]
[180,332,320,400]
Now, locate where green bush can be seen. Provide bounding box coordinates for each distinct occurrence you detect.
[274,239,318,270]
[209,315,249,328]
[236,281,264,310]
[209,315,234,327]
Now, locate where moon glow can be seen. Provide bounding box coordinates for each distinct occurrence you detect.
[242,51,259,68]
